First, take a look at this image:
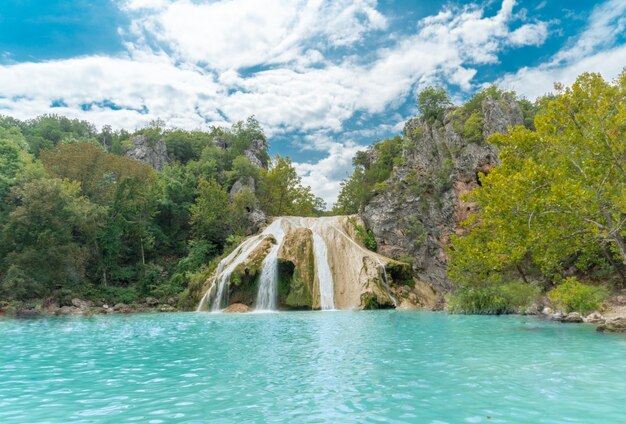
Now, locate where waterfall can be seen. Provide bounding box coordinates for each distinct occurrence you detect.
[255,219,285,311]
[198,215,401,312]
[197,234,265,312]
[313,233,335,310]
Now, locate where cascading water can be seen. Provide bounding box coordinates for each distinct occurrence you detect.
[197,215,399,312]
[198,234,266,312]
[312,233,335,310]
[255,219,285,311]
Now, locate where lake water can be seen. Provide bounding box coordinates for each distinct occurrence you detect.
[1,311,625,423]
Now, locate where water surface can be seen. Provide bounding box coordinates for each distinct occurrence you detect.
[1,311,625,423]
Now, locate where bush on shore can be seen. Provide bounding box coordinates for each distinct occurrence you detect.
[447,282,540,315]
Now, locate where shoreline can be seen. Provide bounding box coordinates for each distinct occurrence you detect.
[3,299,626,334]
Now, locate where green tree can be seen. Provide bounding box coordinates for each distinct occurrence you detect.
[448,71,626,288]
[0,178,99,299]
[417,86,452,122]
[190,178,231,247]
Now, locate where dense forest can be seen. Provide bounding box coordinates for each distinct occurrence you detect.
[0,115,323,308]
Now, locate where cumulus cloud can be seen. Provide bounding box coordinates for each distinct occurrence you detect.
[0,0,570,205]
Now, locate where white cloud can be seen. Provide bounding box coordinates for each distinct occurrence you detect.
[499,44,626,99]
[0,0,563,206]
[125,0,386,71]
[508,21,549,46]
[499,0,626,99]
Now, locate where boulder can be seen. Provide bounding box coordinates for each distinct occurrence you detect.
[597,317,626,333]
[559,312,583,323]
[159,305,176,313]
[584,312,606,324]
[145,297,159,307]
[223,303,250,313]
[71,298,93,309]
[113,303,132,313]
[229,177,267,232]
[397,299,419,310]
[55,306,80,316]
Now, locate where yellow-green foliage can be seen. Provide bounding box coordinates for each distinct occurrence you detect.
[462,112,484,144]
[548,277,608,315]
[448,71,626,287]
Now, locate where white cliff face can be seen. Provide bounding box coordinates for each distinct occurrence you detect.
[197,216,399,312]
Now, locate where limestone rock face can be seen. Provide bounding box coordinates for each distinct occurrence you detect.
[126,135,170,170]
[244,139,268,169]
[230,176,267,233]
[361,95,524,292]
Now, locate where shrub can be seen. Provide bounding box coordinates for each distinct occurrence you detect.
[351,221,377,251]
[448,282,539,315]
[548,277,607,315]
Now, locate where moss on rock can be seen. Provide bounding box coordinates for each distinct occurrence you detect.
[227,236,274,306]
[277,228,316,309]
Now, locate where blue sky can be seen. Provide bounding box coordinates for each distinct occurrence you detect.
[0,0,624,205]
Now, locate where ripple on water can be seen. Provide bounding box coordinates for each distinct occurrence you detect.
[1,311,626,423]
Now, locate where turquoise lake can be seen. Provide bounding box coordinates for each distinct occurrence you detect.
[1,311,626,423]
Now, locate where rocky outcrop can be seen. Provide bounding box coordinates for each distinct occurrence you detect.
[244,138,268,169]
[361,95,525,292]
[597,317,626,333]
[126,135,170,170]
[230,176,267,232]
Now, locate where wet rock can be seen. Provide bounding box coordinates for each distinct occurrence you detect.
[559,312,583,323]
[551,311,565,321]
[113,303,132,313]
[223,303,250,313]
[16,308,41,318]
[597,317,626,333]
[397,299,419,310]
[584,312,606,324]
[55,306,80,316]
[159,305,176,313]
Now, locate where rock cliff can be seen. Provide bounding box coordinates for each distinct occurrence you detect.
[361,94,525,292]
[126,135,170,170]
